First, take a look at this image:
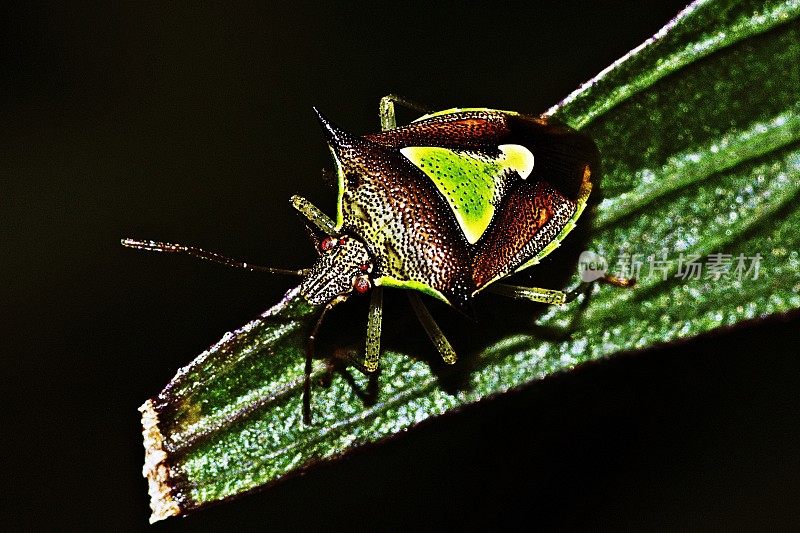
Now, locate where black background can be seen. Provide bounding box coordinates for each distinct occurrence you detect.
[4,1,799,530]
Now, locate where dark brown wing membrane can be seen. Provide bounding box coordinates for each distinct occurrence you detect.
[471,179,577,289]
[505,114,599,202]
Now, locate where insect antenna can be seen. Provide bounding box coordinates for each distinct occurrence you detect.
[121,238,309,276]
[301,225,323,256]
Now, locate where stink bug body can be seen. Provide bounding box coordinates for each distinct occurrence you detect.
[124,95,630,423]
[306,104,597,309]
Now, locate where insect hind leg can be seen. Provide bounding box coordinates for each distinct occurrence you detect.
[489,274,635,306]
[487,283,569,304]
[379,94,434,130]
[564,274,637,302]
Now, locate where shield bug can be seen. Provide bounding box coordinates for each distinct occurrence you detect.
[124,95,632,423]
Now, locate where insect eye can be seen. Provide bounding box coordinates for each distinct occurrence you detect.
[346,173,361,188]
[353,275,371,294]
[320,236,337,252]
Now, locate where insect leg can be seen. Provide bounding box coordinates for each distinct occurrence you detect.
[599,274,636,289]
[563,275,636,301]
[379,94,434,130]
[120,239,308,276]
[363,287,384,372]
[407,293,457,365]
[321,288,382,374]
[304,301,336,425]
[290,195,337,235]
[303,224,323,256]
[490,274,636,305]
[487,283,568,305]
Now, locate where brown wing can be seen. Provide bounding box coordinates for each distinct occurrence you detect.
[471,179,577,289]
[363,110,511,149]
[368,111,598,202]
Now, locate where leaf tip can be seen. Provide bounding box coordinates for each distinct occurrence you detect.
[140,399,181,524]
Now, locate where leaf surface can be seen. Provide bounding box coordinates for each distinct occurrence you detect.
[140,0,800,522]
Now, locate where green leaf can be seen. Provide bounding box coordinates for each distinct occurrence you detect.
[140,0,800,522]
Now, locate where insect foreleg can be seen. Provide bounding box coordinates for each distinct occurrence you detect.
[363,287,384,372]
[304,300,338,425]
[325,287,384,374]
[407,293,458,365]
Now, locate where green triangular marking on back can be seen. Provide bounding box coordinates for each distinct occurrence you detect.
[400,144,534,244]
